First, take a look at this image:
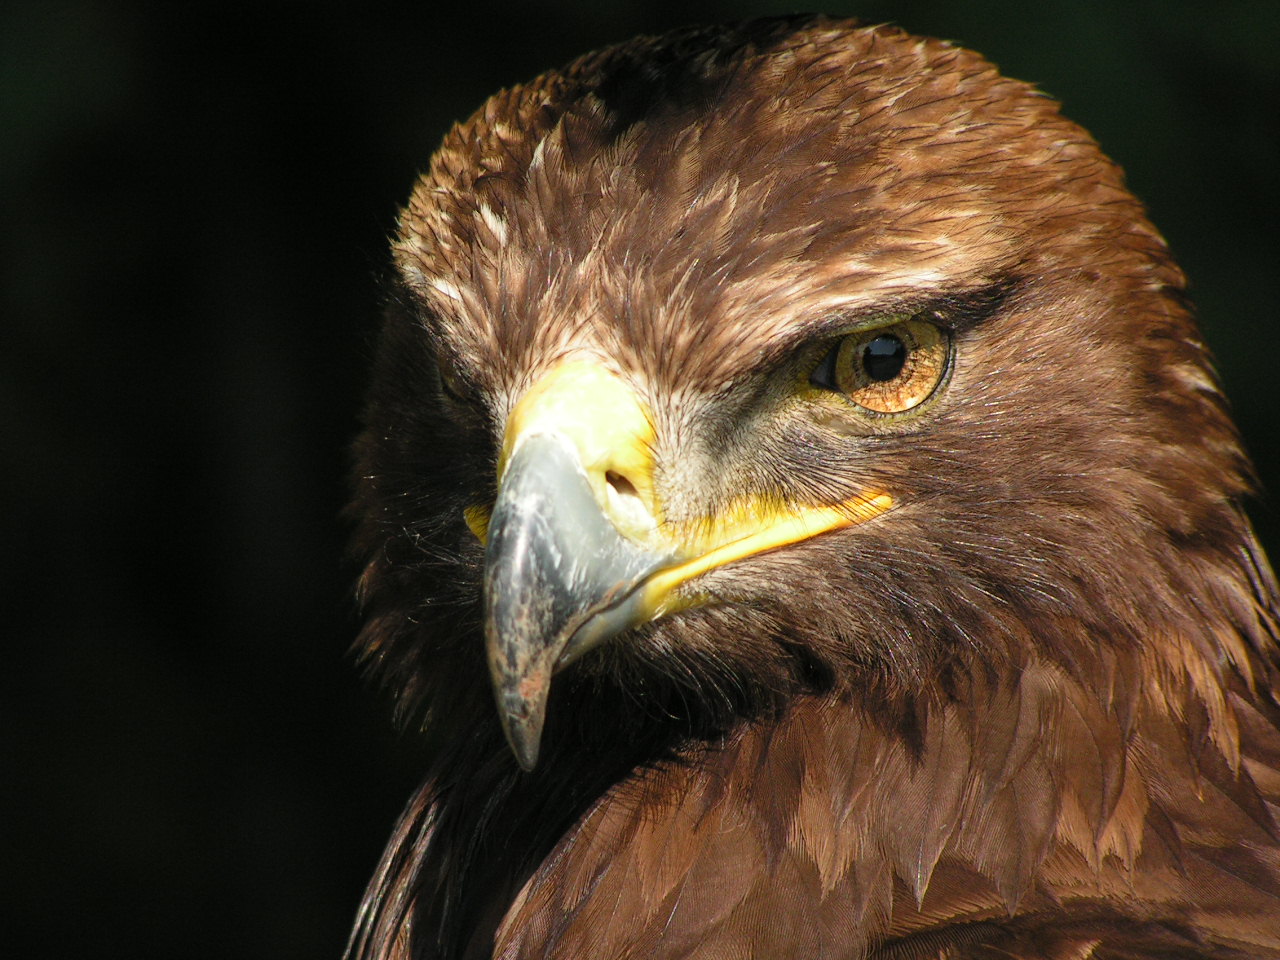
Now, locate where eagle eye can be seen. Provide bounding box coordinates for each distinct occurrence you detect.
[809,318,950,414]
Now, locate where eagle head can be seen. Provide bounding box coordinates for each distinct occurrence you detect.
[348,17,1279,960]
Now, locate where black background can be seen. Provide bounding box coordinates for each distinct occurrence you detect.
[5,2,1277,957]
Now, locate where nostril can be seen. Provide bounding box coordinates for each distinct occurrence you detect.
[605,470,639,500]
[603,469,656,537]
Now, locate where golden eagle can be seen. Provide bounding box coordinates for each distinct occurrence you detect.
[347,17,1280,959]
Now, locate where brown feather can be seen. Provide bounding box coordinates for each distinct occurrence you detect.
[349,16,1280,959]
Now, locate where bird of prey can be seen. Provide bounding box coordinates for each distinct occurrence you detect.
[346,16,1280,960]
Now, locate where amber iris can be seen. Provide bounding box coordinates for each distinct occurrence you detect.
[812,319,949,414]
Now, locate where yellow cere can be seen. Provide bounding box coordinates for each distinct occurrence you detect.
[500,359,664,546]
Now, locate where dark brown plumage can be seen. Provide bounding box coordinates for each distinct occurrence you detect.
[348,17,1280,959]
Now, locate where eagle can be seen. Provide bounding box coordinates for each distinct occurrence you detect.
[346,16,1280,960]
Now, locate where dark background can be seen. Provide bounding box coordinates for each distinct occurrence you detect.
[4,1,1276,957]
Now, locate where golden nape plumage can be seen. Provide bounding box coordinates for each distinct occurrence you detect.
[347,17,1280,959]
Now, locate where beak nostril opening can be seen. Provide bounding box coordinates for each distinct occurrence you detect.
[606,470,639,500]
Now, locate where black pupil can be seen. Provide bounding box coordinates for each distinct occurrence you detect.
[862,334,907,382]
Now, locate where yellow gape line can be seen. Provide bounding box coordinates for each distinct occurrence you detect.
[640,493,894,617]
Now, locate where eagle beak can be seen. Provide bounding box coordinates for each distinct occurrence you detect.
[477,360,892,769]
[484,430,674,769]
[479,361,671,769]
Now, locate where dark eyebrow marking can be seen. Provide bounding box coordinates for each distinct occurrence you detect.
[751,275,1022,375]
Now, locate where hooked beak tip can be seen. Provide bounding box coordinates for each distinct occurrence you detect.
[498,693,546,772]
[489,646,552,771]
[508,728,542,773]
